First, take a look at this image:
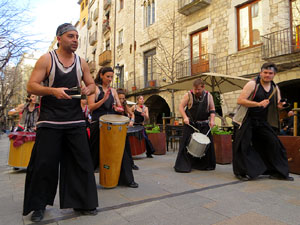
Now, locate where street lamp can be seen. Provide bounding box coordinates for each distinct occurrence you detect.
[114,63,121,88]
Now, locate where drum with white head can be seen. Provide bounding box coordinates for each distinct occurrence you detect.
[187,132,210,158]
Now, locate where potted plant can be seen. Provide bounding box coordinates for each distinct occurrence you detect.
[278,136,300,174]
[148,80,156,87]
[211,126,232,164]
[146,125,166,155]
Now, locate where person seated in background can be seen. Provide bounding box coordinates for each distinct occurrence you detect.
[280,111,299,136]
[8,94,40,132]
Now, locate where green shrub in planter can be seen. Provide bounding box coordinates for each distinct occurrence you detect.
[146,125,161,134]
[211,126,232,135]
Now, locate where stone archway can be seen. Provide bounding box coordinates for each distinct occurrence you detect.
[278,79,300,120]
[145,95,170,124]
[278,79,300,109]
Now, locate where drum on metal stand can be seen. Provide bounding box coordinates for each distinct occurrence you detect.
[8,132,35,168]
[127,125,146,156]
[99,114,129,188]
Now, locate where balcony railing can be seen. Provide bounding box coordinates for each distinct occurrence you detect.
[124,74,161,93]
[88,61,96,73]
[93,7,99,21]
[102,20,110,34]
[98,50,111,66]
[104,0,111,10]
[87,19,92,29]
[261,28,300,59]
[89,32,97,46]
[178,0,211,16]
[176,53,216,79]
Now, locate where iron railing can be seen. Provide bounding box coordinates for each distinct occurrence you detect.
[176,53,217,79]
[178,0,211,15]
[261,28,300,59]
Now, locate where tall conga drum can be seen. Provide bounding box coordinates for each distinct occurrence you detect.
[99,114,129,188]
[8,132,35,168]
[127,126,146,156]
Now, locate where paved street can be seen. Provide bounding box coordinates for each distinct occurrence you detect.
[0,134,300,225]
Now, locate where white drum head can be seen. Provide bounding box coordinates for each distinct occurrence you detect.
[100,114,130,125]
[192,132,210,145]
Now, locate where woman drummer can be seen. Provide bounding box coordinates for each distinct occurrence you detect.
[130,95,155,158]
[88,67,138,188]
[117,88,139,170]
[9,94,40,132]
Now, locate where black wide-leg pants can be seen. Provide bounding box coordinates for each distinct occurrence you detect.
[23,127,98,216]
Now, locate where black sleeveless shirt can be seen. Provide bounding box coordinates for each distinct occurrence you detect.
[134,105,145,125]
[186,91,210,122]
[91,85,115,121]
[37,50,85,129]
[249,84,274,120]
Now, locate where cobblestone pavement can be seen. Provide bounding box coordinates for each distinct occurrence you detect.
[0,135,299,225]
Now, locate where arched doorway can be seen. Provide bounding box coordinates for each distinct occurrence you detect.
[145,95,170,124]
[278,79,300,109]
[278,79,300,121]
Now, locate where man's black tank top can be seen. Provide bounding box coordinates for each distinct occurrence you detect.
[186,91,210,122]
[37,50,85,129]
[249,84,274,120]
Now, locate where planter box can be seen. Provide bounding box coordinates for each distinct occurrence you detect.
[148,80,156,87]
[148,132,166,155]
[213,134,232,164]
[278,136,300,175]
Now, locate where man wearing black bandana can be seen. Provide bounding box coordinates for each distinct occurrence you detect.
[174,78,216,172]
[23,23,98,222]
[232,62,293,181]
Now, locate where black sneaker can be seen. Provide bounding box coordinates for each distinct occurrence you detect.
[269,175,294,181]
[128,181,139,188]
[132,164,139,170]
[146,155,153,158]
[235,175,251,181]
[74,208,98,215]
[31,209,45,222]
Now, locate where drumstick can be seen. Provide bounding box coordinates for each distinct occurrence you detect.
[187,123,200,133]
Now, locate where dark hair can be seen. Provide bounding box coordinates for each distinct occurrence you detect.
[261,62,278,73]
[94,67,114,85]
[94,68,103,85]
[193,78,205,87]
[117,88,125,95]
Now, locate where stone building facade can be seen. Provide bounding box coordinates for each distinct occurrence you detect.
[75,0,300,124]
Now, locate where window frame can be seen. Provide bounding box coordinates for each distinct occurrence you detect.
[120,0,124,10]
[144,49,156,87]
[237,0,262,51]
[118,29,124,46]
[144,0,155,28]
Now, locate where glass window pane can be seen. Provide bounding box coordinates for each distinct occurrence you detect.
[292,0,300,36]
[147,4,151,26]
[251,2,262,45]
[152,1,155,24]
[192,35,199,64]
[201,30,208,60]
[239,6,249,48]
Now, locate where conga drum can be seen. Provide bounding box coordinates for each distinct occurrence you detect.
[127,126,146,156]
[8,132,35,168]
[99,114,129,188]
